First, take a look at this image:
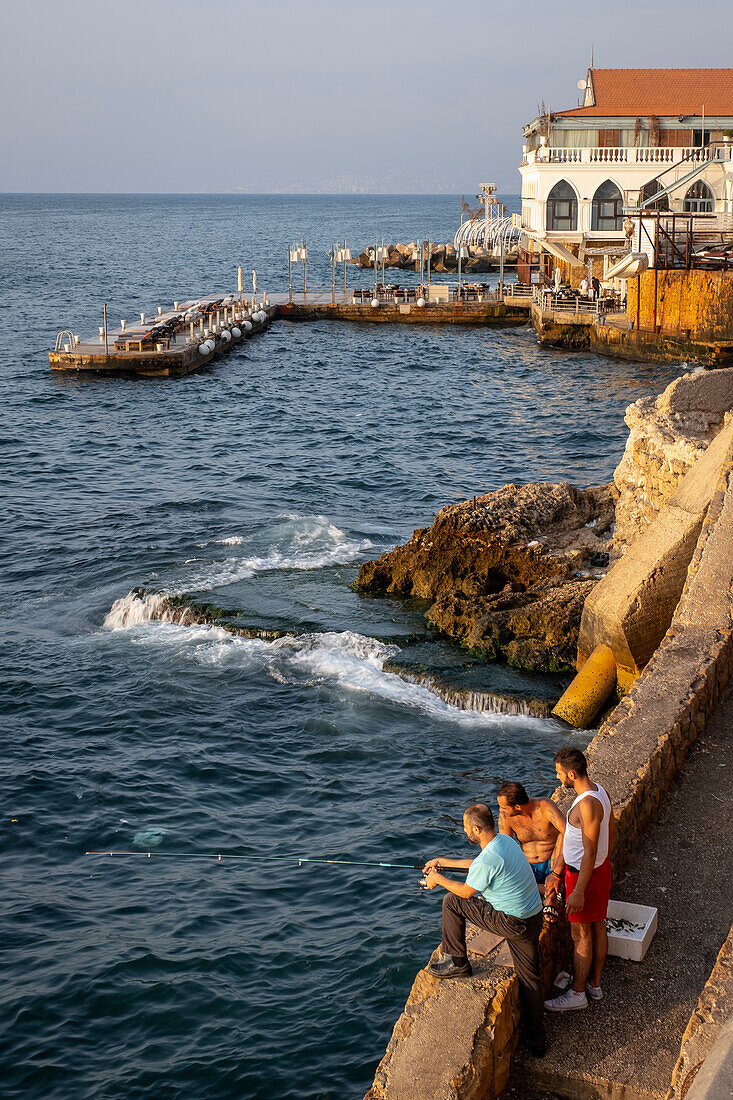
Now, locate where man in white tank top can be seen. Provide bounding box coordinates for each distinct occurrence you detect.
[543,747,615,1012]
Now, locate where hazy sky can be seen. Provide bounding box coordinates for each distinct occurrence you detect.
[3,0,732,193]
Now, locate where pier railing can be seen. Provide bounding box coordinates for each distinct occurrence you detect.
[531,285,625,316]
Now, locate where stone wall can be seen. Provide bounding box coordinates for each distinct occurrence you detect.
[577,427,733,872]
[627,270,733,341]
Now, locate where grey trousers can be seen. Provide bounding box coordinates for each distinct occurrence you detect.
[442,892,545,1044]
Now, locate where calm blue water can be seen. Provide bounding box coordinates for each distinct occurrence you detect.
[0,195,681,1099]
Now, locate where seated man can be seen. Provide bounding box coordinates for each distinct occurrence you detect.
[423,803,546,1057]
[497,781,565,906]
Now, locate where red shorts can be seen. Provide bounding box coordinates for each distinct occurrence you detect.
[564,858,612,923]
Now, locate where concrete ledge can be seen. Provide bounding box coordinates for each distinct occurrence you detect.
[365,921,570,1100]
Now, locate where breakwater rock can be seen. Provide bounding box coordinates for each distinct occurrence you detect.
[351,242,498,274]
[613,367,733,551]
[354,482,615,672]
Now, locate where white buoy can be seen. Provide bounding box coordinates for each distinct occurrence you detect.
[370,298,379,308]
[417,297,426,307]
[199,342,211,356]
[220,330,232,342]
[232,327,242,339]
[243,320,253,332]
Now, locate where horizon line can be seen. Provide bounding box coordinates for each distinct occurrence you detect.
[0,190,521,198]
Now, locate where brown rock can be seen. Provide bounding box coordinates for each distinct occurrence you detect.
[355,482,615,672]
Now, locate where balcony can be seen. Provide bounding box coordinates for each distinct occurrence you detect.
[521,145,733,167]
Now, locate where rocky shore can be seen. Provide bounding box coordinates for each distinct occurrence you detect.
[355,368,733,674]
[355,482,614,672]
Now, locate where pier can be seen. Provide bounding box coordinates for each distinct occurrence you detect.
[49,287,529,376]
[50,296,275,376]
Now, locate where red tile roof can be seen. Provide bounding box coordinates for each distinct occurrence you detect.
[556,68,733,118]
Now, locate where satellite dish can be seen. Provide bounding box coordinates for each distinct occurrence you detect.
[577,79,587,90]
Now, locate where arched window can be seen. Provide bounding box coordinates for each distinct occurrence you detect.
[683,180,714,213]
[591,181,623,231]
[546,180,578,232]
[640,179,670,211]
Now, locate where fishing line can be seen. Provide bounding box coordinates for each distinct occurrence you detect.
[86,850,468,873]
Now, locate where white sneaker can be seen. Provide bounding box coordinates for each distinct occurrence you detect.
[544,988,588,1012]
[586,983,603,1001]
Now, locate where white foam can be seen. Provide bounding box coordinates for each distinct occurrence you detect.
[104,591,174,630]
[101,596,547,726]
[175,515,374,592]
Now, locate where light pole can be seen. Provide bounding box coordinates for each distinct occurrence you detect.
[300,240,308,295]
[329,245,336,303]
[457,243,469,299]
[334,241,352,298]
[289,242,300,303]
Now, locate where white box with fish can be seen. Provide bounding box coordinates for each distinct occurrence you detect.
[605,899,658,961]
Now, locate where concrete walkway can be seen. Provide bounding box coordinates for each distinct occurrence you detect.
[509,686,733,1100]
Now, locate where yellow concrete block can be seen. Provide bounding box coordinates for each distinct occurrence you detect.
[552,644,617,728]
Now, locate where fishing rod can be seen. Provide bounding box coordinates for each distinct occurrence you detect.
[86,850,469,874]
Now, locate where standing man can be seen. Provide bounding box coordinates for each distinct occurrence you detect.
[497,781,566,905]
[423,803,546,1057]
[544,748,615,1012]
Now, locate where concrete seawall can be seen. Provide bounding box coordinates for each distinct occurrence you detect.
[364,373,733,1100]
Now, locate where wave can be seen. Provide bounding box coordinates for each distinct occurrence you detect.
[102,592,547,726]
[172,515,375,592]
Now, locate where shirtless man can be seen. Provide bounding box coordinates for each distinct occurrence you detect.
[497,782,566,910]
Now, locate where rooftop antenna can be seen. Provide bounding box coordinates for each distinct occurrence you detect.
[590,44,594,68]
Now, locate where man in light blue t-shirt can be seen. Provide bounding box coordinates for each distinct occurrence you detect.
[423,802,545,1056]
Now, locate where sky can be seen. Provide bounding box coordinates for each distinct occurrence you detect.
[2,0,732,194]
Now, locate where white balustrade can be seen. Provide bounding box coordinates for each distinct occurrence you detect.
[524,145,730,168]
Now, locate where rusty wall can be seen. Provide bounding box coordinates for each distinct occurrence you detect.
[627,270,733,339]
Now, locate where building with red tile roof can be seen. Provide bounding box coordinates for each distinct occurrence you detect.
[518,67,733,256]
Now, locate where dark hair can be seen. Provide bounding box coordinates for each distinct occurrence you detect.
[497,782,529,807]
[464,803,495,832]
[553,747,588,776]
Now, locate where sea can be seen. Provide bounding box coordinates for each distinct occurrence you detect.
[0,194,681,1099]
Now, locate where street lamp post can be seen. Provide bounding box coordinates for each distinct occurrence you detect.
[334,241,352,299]
[329,245,336,303]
